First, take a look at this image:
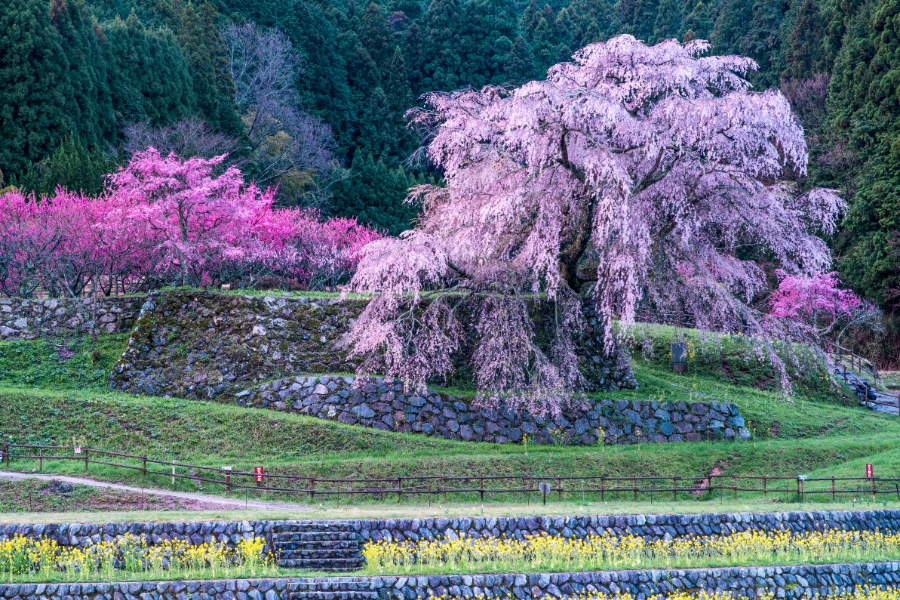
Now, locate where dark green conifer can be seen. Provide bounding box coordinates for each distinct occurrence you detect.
[103,13,195,123]
[0,0,75,176]
[651,0,680,43]
[420,0,466,91]
[358,3,394,73]
[52,0,116,146]
[784,0,826,80]
[503,35,535,83]
[15,135,117,197]
[332,153,418,235]
[177,1,241,134]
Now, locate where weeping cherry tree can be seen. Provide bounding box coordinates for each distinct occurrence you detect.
[344,35,845,414]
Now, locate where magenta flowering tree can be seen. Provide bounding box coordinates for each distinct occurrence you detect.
[770,270,881,346]
[108,148,281,287]
[0,190,63,298]
[0,189,150,298]
[345,35,845,413]
[0,149,380,298]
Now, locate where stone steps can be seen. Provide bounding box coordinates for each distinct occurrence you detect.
[274,524,363,572]
[288,581,378,600]
[278,532,359,542]
[279,548,359,560]
[279,557,364,571]
[289,592,379,600]
[279,540,359,550]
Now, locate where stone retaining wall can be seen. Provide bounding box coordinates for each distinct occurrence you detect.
[0,520,271,552]
[345,508,900,543]
[0,578,291,600]
[302,562,900,600]
[109,290,635,400]
[6,509,900,552]
[238,375,750,445]
[0,296,144,340]
[2,562,900,600]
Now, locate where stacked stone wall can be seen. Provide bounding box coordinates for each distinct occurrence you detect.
[2,562,900,600]
[6,509,900,553]
[238,375,750,445]
[0,296,144,340]
[109,291,635,400]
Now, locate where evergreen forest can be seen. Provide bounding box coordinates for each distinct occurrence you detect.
[3,0,900,360]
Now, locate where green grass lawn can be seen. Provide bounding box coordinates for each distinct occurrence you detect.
[1,370,898,508]
[0,334,129,392]
[1,330,896,511]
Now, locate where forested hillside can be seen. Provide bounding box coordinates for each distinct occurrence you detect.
[2,0,900,357]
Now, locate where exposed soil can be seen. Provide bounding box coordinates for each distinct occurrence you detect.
[692,461,728,497]
[0,479,235,513]
[0,471,309,512]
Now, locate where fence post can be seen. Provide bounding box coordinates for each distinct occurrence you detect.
[480,477,484,503]
[84,448,89,471]
[832,476,835,501]
[142,456,147,479]
[733,475,737,499]
[600,477,605,502]
[632,477,637,502]
[3,443,9,468]
[557,475,562,501]
[38,447,42,472]
[398,477,403,503]
[673,477,678,502]
[763,476,767,497]
[311,477,316,501]
[873,477,877,501]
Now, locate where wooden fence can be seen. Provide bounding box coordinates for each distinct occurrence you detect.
[3,443,899,504]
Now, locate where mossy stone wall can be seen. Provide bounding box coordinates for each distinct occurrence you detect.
[109,291,635,400]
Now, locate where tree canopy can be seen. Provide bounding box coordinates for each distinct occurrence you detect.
[345,36,843,413]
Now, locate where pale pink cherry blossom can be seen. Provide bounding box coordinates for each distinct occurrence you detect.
[345,35,845,413]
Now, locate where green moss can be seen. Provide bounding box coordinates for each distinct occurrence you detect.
[0,334,129,392]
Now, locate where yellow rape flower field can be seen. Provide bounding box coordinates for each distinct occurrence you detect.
[0,534,278,583]
[362,529,900,575]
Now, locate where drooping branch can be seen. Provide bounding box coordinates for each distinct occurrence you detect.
[347,34,845,410]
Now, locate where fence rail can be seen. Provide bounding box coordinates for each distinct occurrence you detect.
[2,443,899,504]
[828,342,882,385]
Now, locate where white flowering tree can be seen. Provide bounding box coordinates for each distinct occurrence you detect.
[344,35,844,414]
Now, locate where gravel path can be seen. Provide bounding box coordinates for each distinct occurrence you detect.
[0,470,311,511]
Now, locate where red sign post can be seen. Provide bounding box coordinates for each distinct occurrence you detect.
[866,464,874,479]
[254,466,265,486]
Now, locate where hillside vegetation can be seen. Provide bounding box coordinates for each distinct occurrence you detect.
[4,0,900,357]
[1,325,897,508]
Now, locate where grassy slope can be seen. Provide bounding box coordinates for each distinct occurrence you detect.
[0,479,219,513]
[1,332,897,507]
[0,334,129,392]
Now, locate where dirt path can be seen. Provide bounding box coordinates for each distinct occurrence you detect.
[0,470,311,511]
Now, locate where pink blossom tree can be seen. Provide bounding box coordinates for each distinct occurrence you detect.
[108,148,279,287]
[344,35,845,413]
[0,190,64,298]
[770,270,881,346]
[0,150,380,297]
